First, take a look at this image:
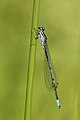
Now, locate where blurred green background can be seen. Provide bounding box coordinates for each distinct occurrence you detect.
[0,0,79,120]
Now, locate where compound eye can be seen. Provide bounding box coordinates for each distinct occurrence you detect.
[38,27,40,30]
[42,27,45,31]
[38,27,41,32]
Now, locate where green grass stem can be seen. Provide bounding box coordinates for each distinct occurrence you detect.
[24,0,40,120]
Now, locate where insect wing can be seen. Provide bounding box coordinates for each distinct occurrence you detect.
[44,54,53,91]
[43,42,58,91]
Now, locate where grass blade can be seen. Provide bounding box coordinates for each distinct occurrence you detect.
[24,0,40,120]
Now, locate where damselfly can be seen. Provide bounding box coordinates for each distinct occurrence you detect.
[36,27,61,109]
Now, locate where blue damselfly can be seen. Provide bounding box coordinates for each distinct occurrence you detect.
[35,27,61,109]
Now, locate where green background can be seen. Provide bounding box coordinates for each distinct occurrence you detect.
[0,0,79,120]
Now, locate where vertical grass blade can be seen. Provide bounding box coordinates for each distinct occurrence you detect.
[24,0,40,120]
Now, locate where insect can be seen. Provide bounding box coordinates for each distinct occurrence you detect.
[35,27,61,109]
